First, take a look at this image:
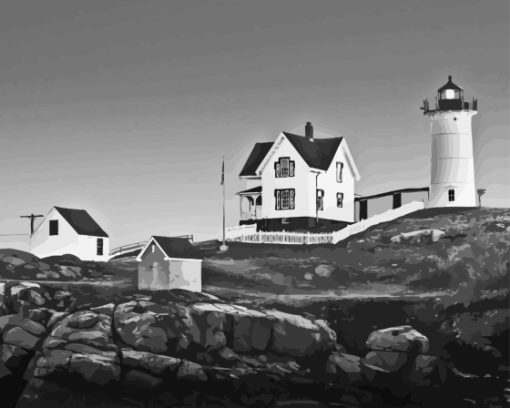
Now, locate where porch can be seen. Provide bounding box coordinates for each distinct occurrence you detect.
[237,186,262,223]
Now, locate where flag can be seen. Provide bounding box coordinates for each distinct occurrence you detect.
[220,158,224,185]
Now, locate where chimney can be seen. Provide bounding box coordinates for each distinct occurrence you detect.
[305,122,314,141]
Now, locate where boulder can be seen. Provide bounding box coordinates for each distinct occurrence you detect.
[0,360,12,380]
[69,353,120,385]
[268,310,336,357]
[315,264,334,278]
[9,282,40,296]
[64,343,117,359]
[325,352,363,384]
[90,303,115,316]
[67,311,100,329]
[408,355,448,386]
[0,344,29,371]
[366,325,429,354]
[123,369,163,390]
[2,255,25,266]
[363,350,409,373]
[3,327,40,350]
[34,349,73,378]
[177,360,207,381]
[121,349,181,376]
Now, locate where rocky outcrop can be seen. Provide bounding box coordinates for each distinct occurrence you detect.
[0,281,479,408]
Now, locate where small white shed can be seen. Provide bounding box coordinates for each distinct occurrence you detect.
[136,236,203,292]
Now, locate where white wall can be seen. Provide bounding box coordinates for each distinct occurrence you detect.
[316,141,356,223]
[169,259,202,292]
[260,136,314,219]
[429,110,477,207]
[30,208,110,261]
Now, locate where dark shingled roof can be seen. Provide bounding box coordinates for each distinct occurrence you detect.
[152,236,202,260]
[438,75,463,91]
[239,142,274,177]
[283,132,343,171]
[54,207,108,237]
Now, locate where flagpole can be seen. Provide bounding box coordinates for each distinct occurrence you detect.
[220,157,228,251]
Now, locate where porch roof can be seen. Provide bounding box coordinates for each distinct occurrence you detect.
[236,186,262,195]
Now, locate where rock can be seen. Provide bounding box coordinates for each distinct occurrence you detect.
[177,360,207,381]
[3,327,40,350]
[2,255,25,266]
[67,311,100,329]
[363,350,409,373]
[64,343,117,359]
[0,360,12,379]
[37,262,50,271]
[10,282,40,296]
[326,352,363,384]
[390,229,445,244]
[45,271,61,280]
[121,349,181,376]
[123,369,163,390]
[36,273,48,279]
[53,290,72,302]
[0,344,29,371]
[42,336,67,350]
[408,355,448,386]
[28,308,53,325]
[69,353,120,385]
[34,349,72,378]
[315,264,334,278]
[366,325,429,354]
[90,303,115,316]
[268,310,336,357]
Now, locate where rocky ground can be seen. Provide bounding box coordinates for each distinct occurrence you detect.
[1,281,507,407]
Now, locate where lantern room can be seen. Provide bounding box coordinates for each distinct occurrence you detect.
[437,75,464,110]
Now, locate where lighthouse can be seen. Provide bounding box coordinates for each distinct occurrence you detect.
[421,75,478,208]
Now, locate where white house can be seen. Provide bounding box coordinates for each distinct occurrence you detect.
[30,206,110,261]
[136,236,203,292]
[237,122,360,230]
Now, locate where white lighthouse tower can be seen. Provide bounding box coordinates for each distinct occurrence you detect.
[421,75,478,208]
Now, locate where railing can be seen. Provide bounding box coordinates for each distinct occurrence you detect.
[235,231,334,245]
[225,224,257,240]
[331,201,425,243]
[109,241,148,257]
[109,234,194,257]
[226,201,425,246]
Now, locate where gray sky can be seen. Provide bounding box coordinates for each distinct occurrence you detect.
[0,0,508,247]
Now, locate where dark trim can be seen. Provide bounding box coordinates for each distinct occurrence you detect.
[241,217,352,232]
[356,187,429,202]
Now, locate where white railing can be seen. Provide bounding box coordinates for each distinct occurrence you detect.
[230,230,333,245]
[226,200,425,246]
[331,200,425,243]
[225,224,258,240]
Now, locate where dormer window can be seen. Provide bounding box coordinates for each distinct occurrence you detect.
[275,157,295,178]
[49,220,59,236]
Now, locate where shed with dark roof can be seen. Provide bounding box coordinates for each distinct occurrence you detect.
[136,236,203,292]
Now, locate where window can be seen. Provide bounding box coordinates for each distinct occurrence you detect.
[275,189,295,210]
[49,220,59,236]
[448,189,455,202]
[337,193,344,208]
[317,189,324,211]
[442,89,459,100]
[274,157,295,178]
[152,244,155,253]
[97,238,104,256]
[336,162,344,183]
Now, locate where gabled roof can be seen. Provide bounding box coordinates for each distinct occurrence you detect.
[282,132,343,171]
[438,75,463,92]
[137,236,202,261]
[239,142,274,177]
[54,207,108,237]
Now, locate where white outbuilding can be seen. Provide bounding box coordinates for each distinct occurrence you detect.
[30,206,110,261]
[136,236,203,292]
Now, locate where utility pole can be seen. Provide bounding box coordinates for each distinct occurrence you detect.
[20,214,44,235]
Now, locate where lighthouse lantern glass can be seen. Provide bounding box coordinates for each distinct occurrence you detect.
[445,89,456,99]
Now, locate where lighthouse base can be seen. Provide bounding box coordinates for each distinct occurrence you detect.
[428,183,477,208]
